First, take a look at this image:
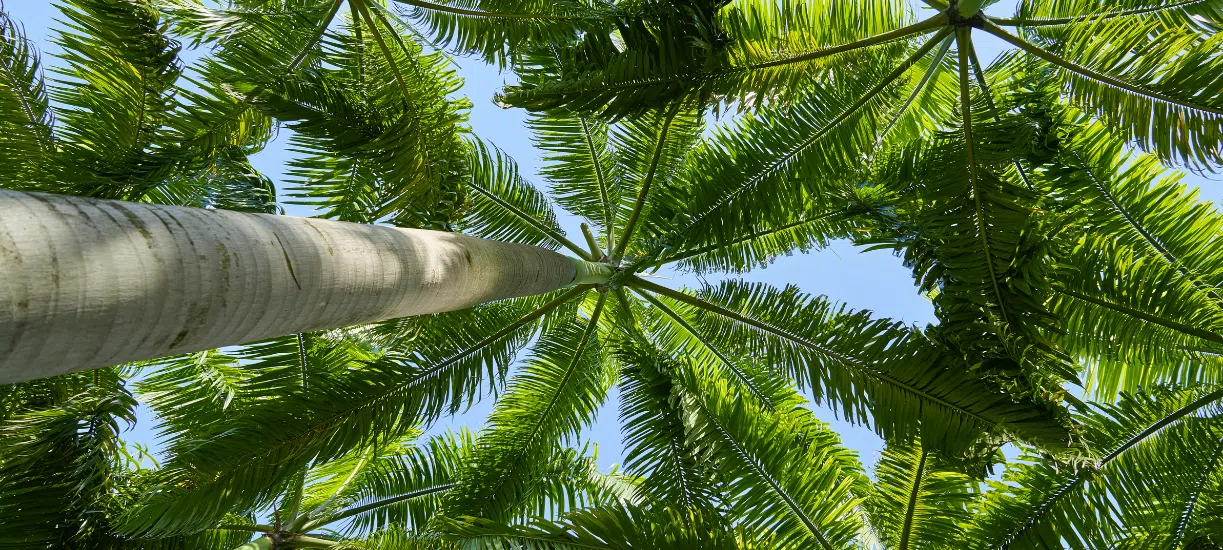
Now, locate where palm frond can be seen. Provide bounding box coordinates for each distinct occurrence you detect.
[120,294,567,536]
[441,504,743,549]
[677,363,866,549]
[983,15,1223,168]
[444,295,612,522]
[0,10,53,184]
[966,386,1223,549]
[47,0,183,200]
[395,0,612,65]
[862,441,977,549]
[258,16,469,228]
[629,278,1075,453]
[459,139,575,251]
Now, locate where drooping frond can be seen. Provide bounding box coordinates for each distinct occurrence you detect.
[0,372,138,547]
[966,386,1223,549]
[629,278,1075,454]
[459,138,574,251]
[1048,121,1223,397]
[120,294,567,536]
[862,441,977,550]
[983,13,1223,168]
[395,0,613,65]
[498,0,928,117]
[442,503,744,549]
[47,0,183,200]
[0,10,52,184]
[1053,239,1223,399]
[613,340,721,516]
[444,295,613,522]
[263,17,470,228]
[866,88,1078,392]
[677,363,867,549]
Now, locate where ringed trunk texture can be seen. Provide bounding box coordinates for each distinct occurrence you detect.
[0,190,580,384]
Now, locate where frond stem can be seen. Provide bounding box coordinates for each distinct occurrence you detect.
[396,0,586,20]
[989,0,1206,27]
[966,35,1035,189]
[627,276,997,425]
[307,482,454,529]
[877,34,954,144]
[352,0,412,100]
[579,117,615,253]
[580,223,605,259]
[632,288,775,409]
[898,450,928,550]
[613,102,681,262]
[983,21,1223,117]
[468,181,592,259]
[1052,284,1223,345]
[957,28,1012,327]
[288,0,345,72]
[747,14,948,70]
[284,468,308,530]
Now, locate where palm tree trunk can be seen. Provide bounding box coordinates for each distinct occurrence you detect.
[0,190,606,383]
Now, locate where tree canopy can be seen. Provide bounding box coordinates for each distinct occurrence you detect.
[1,0,1221,547]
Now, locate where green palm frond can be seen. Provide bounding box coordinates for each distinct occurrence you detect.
[966,386,1223,549]
[862,442,977,550]
[499,0,926,117]
[867,87,1078,389]
[634,50,920,268]
[629,278,1074,454]
[0,10,52,184]
[614,341,721,516]
[982,10,1223,168]
[47,0,183,200]
[119,296,559,536]
[460,139,575,251]
[528,110,622,250]
[678,363,866,549]
[0,372,138,547]
[1053,239,1223,398]
[1046,121,1223,397]
[442,503,744,549]
[260,16,469,228]
[666,185,895,274]
[444,295,613,522]
[1006,0,1223,31]
[395,0,612,65]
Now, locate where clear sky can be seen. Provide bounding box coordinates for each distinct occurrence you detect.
[8,0,1221,474]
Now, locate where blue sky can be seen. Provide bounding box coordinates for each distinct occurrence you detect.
[8,0,1222,475]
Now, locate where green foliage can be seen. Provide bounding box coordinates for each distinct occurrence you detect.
[4,0,1223,546]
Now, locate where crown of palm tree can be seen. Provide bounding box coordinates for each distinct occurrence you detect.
[2,0,1222,547]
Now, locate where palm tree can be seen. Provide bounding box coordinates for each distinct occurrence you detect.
[464,0,1223,401]
[444,384,1223,549]
[4,0,1222,546]
[108,102,1074,540]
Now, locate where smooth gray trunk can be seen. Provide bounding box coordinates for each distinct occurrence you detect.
[0,190,589,384]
